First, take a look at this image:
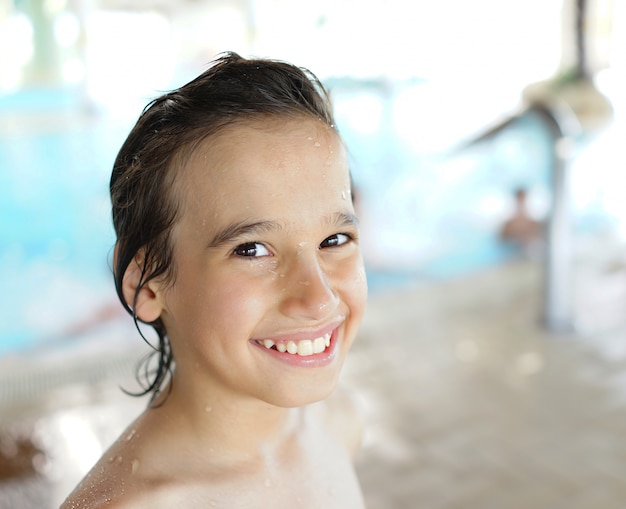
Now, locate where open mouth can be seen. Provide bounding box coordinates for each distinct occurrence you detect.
[254,332,332,357]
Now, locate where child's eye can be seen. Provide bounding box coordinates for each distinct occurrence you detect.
[233,242,271,257]
[320,233,352,249]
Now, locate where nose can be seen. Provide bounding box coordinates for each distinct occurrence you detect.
[279,253,340,321]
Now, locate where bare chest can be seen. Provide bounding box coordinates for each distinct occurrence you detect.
[144,444,365,509]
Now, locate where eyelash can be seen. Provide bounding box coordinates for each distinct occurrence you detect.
[232,233,354,258]
[233,242,270,258]
[320,233,352,248]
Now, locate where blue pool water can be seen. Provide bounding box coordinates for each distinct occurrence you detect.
[1,85,556,354]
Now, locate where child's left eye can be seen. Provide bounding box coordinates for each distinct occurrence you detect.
[320,233,351,248]
[233,242,271,257]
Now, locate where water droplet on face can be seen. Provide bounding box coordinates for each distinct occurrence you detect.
[314,141,321,147]
[125,429,137,441]
[131,459,140,474]
[341,191,346,200]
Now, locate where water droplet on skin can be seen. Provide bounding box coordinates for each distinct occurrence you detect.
[125,429,137,441]
[115,456,123,464]
[131,459,140,474]
[314,141,321,147]
[341,191,346,200]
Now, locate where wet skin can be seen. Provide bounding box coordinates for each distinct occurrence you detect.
[61,117,368,508]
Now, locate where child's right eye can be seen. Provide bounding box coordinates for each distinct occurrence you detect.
[233,242,271,258]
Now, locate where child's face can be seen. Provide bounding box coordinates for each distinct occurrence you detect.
[157,117,367,408]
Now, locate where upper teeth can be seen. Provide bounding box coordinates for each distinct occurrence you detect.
[259,332,331,356]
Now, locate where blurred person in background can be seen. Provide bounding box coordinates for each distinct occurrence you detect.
[499,186,544,257]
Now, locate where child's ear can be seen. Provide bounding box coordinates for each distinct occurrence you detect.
[121,250,164,324]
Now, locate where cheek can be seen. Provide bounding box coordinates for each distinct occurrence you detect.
[204,276,272,328]
[338,256,368,318]
[163,270,270,337]
[352,266,368,316]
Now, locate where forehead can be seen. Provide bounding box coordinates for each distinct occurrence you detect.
[177,117,351,214]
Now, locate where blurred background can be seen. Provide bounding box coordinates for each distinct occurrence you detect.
[2,0,626,507]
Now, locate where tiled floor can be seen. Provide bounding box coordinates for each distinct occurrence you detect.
[2,259,626,508]
[350,259,626,509]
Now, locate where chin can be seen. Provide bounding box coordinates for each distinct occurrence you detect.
[265,378,339,409]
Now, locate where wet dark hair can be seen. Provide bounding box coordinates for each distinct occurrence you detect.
[110,52,337,401]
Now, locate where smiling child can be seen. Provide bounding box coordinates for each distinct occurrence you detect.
[61,52,368,508]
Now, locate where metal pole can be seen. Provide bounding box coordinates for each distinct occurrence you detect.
[544,136,573,331]
[530,101,581,332]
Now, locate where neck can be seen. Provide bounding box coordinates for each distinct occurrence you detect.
[150,374,304,464]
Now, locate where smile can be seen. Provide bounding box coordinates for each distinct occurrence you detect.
[255,332,332,357]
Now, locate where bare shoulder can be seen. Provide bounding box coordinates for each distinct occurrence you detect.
[315,383,367,457]
[60,448,147,509]
[60,415,159,509]
[60,451,181,509]
[61,478,180,509]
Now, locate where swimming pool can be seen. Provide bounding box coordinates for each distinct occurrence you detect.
[0,89,132,353]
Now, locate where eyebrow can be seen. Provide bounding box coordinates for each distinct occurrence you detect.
[329,211,360,229]
[206,212,360,250]
[206,220,281,249]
